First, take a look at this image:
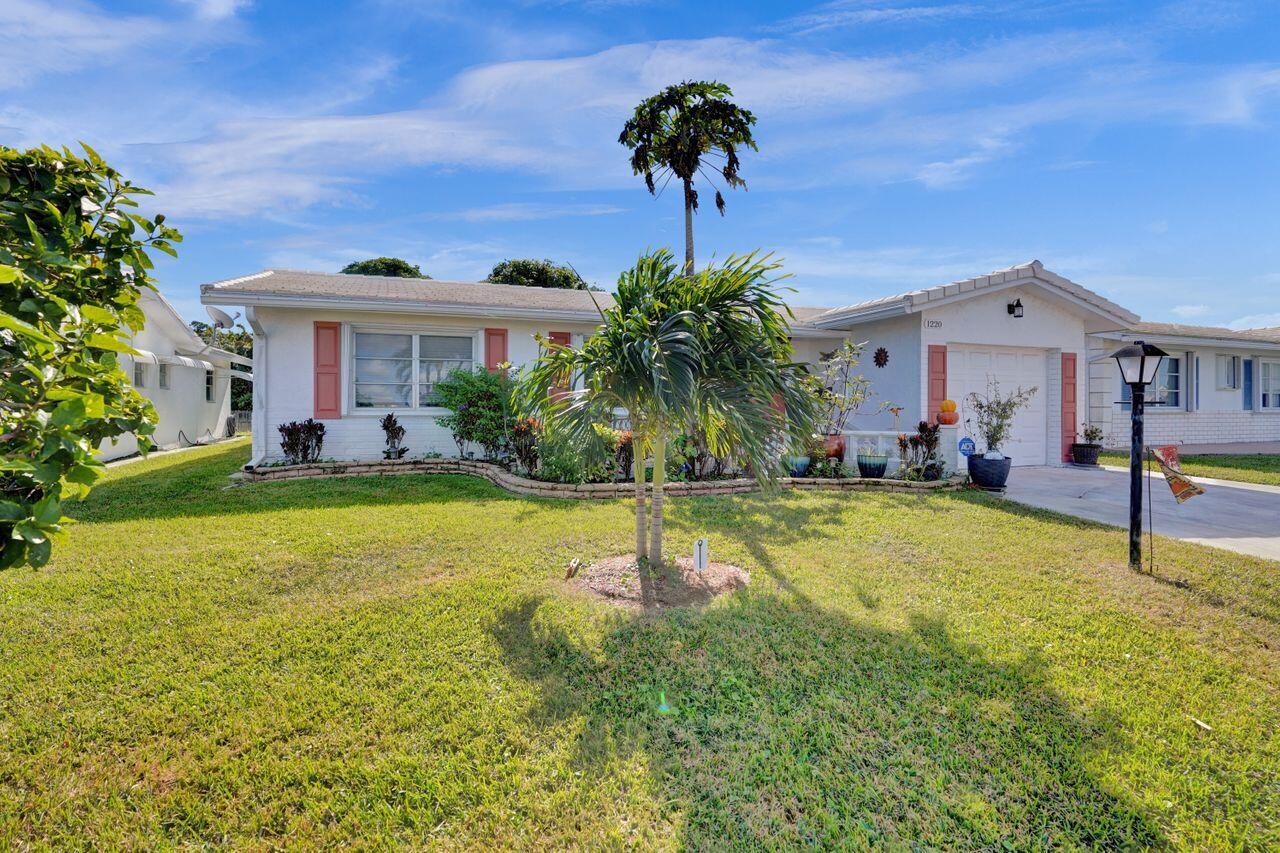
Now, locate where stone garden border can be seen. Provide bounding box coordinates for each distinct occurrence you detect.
[235,457,965,498]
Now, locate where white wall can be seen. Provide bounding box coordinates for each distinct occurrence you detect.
[1088,341,1280,447]
[253,307,602,463]
[919,285,1090,463]
[97,298,234,461]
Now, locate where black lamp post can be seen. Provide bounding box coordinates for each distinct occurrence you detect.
[1110,339,1169,569]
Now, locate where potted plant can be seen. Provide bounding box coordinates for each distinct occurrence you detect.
[787,433,822,476]
[1070,422,1104,466]
[380,412,408,459]
[963,380,1037,490]
[895,421,944,481]
[813,341,875,460]
[856,442,889,478]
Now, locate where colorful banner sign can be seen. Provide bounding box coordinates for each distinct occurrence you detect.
[1151,445,1205,504]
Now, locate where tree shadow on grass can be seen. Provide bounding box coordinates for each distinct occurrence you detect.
[490,592,1162,848]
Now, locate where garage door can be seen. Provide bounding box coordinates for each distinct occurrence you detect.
[948,345,1047,466]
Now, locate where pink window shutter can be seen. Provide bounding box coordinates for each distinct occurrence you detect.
[1061,352,1077,462]
[313,321,342,419]
[484,328,508,372]
[927,345,947,423]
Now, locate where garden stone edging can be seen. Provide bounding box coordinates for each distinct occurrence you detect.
[234,457,965,498]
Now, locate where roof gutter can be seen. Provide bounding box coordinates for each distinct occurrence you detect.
[1092,329,1280,352]
[201,290,607,324]
[812,300,911,329]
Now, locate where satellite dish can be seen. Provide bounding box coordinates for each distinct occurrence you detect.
[206,306,238,329]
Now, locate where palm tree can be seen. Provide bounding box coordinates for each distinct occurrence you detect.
[619,81,757,276]
[523,249,817,567]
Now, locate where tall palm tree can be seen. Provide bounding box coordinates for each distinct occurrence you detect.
[619,81,757,276]
[523,249,817,567]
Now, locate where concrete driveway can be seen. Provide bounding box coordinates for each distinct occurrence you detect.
[1001,466,1280,562]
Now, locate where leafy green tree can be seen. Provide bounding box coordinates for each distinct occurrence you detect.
[523,249,817,567]
[486,258,586,290]
[190,320,253,411]
[1,144,180,569]
[619,80,758,275]
[340,257,429,278]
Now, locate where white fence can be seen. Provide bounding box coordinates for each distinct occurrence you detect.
[842,425,960,475]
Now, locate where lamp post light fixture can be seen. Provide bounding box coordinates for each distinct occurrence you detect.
[1110,339,1169,569]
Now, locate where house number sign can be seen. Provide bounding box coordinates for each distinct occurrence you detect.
[925,320,944,328]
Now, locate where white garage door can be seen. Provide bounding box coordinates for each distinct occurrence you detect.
[949,345,1048,466]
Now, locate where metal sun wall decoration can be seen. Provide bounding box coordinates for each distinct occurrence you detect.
[873,346,889,368]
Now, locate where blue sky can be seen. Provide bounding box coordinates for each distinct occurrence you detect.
[5,0,1279,327]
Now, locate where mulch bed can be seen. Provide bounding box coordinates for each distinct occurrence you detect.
[571,554,750,610]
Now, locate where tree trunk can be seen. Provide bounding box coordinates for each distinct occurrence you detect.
[682,179,695,277]
[633,443,648,563]
[648,432,667,567]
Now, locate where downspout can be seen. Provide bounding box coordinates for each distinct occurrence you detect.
[245,306,268,468]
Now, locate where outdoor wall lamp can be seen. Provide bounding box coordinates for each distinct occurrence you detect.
[1007,299,1024,318]
[1111,339,1169,569]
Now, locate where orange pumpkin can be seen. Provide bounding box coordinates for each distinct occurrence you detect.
[940,399,958,413]
[936,410,960,425]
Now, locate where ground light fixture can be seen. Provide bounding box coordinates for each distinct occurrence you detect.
[1111,339,1169,569]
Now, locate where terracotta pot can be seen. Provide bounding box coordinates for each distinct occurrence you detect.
[936,411,960,425]
[823,433,846,460]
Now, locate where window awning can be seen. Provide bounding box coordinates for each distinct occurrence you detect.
[130,349,216,370]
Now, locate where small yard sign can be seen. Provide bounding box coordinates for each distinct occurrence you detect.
[693,538,709,572]
[958,437,976,457]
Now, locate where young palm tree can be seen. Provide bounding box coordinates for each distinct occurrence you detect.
[523,249,817,567]
[619,81,757,276]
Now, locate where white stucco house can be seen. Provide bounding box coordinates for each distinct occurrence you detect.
[97,288,252,461]
[199,262,1280,469]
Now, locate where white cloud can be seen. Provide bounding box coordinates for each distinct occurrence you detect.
[1171,304,1209,318]
[1229,313,1280,330]
[176,0,250,20]
[0,0,169,88]
[781,1,985,35]
[442,203,627,222]
[11,6,1280,220]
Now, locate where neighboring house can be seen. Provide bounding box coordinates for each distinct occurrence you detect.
[200,263,1280,468]
[98,288,252,462]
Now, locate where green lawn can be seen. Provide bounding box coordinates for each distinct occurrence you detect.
[1100,451,1280,487]
[2,438,1278,848]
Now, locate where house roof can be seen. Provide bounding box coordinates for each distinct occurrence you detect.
[203,269,615,320]
[202,268,836,331]
[1102,321,1280,348]
[810,260,1140,328]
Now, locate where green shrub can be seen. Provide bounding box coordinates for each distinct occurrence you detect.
[1,143,178,569]
[434,368,513,459]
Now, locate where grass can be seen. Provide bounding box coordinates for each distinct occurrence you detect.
[1,436,1277,848]
[1099,451,1280,487]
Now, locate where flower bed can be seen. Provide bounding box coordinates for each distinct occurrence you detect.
[236,457,964,498]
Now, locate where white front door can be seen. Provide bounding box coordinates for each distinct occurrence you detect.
[948,345,1048,466]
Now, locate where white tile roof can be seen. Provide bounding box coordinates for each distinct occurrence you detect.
[811,260,1140,327]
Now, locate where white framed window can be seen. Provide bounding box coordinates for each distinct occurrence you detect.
[1261,361,1280,410]
[133,362,146,388]
[1215,354,1240,390]
[1120,356,1180,409]
[351,329,475,409]
[1151,357,1180,407]
[205,369,215,402]
[158,363,170,389]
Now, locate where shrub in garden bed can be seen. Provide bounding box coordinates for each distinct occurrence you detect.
[278,418,326,465]
[434,367,515,460]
